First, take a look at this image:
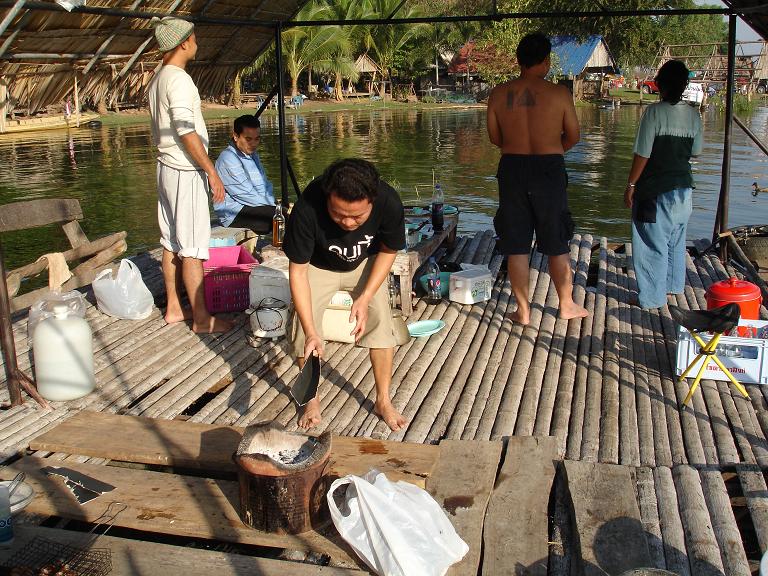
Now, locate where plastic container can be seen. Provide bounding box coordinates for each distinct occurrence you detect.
[249,297,289,338]
[0,485,12,547]
[33,304,95,402]
[322,308,356,343]
[706,276,762,320]
[449,269,493,305]
[249,257,290,309]
[675,318,768,385]
[203,246,258,313]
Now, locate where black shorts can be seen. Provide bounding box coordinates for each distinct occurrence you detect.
[494,154,575,256]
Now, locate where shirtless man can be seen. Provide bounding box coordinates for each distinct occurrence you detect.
[487,32,588,325]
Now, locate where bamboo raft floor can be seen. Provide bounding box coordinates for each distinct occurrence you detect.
[2,231,768,574]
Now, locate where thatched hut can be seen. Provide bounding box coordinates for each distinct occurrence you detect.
[0,0,306,127]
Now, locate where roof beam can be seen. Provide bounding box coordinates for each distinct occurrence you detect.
[0,9,30,58]
[82,0,145,75]
[0,0,26,37]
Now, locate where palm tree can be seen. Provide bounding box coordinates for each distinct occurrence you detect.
[363,0,431,95]
[280,2,351,96]
[321,0,374,100]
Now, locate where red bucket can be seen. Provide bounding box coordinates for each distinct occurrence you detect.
[705,277,762,320]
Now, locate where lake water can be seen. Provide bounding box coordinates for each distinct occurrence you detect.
[2,104,768,270]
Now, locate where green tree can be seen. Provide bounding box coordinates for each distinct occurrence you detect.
[280,2,352,96]
[364,0,431,93]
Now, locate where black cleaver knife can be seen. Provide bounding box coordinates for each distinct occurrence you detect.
[290,354,321,406]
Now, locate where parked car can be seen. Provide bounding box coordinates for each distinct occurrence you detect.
[639,78,658,94]
[682,82,704,105]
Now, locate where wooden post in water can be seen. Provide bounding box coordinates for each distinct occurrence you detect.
[0,76,7,134]
[73,70,80,127]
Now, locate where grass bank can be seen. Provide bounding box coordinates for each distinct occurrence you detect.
[97,99,485,127]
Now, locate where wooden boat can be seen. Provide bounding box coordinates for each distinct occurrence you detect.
[0,111,101,135]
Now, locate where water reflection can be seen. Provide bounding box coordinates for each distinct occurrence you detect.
[2,105,768,270]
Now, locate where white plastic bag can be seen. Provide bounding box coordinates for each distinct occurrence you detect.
[92,259,154,320]
[327,469,468,576]
[28,290,87,339]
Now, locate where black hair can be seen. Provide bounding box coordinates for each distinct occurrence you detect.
[516,33,551,69]
[321,158,380,203]
[656,60,689,104]
[233,114,261,135]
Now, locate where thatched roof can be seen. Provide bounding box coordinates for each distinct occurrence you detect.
[354,53,380,75]
[0,0,308,114]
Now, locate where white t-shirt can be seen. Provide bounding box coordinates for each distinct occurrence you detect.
[147,64,208,170]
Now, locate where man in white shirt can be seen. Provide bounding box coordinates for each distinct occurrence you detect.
[147,17,231,333]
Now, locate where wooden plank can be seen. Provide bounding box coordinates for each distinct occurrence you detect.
[0,458,361,565]
[426,440,503,576]
[482,436,558,576]
[0,525,368,576]
[0,199,83,233]
[563,460,651,575]
[28,411,439,486]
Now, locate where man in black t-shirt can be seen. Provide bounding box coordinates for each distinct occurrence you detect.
[283,159,407,431]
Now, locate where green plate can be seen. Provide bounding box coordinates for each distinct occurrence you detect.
[407,319,446,338]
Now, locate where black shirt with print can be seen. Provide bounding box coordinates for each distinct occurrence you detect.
[283,177,406,272]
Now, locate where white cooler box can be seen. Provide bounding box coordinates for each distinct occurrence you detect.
[449,269,492,305]
[249,257,290,308]
[676,319,768,385]
[249,257,290,338]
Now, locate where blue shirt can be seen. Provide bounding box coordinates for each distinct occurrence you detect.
[214,142,275,226]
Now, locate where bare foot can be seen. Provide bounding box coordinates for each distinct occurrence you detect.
[165,307,193,324]
[192,316,234,334]
[375,401,407,431]
[559,302,589,321]
[298,397,322,429]
[507,307,530,325]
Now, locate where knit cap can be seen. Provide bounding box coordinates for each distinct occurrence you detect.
[151,17,194,53]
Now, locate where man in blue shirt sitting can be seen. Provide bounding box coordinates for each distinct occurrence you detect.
[214,114,276,234]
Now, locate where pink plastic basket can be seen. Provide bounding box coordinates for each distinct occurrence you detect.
[203,246,258,313]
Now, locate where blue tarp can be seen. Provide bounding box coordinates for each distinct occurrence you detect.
[550,35,617,77]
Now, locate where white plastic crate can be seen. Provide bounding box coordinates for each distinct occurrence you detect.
[675,319,768,385]
[449,269,492,305]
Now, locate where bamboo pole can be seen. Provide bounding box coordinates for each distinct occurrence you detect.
[653,466,691,575]
[626,244,656,466]
[580,238,608,461]
[635,466,666,569]
[487,248,548,440]
[699,468,751,574]
[549,235,592,456]
[598,246,622,463]
[616,246,640,467]
[534,236,588,440]
[673,465,725,575]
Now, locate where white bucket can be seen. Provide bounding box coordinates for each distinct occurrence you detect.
[33,304,95,401]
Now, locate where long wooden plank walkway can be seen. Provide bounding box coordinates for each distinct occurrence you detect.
[1,231,767,573]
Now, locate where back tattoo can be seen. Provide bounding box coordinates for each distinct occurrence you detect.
[506,87,536,109]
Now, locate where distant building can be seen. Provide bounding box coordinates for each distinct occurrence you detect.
[550,35,619,99]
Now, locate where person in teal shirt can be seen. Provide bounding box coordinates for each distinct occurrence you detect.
[214,114,276,234]
[624,60,703,309]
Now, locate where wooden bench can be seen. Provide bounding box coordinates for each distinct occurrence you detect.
[0,198,127,313]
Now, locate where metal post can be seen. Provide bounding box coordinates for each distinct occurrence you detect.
[274,23,289,207]
[715,14,737,261]
[0,239,49,408]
